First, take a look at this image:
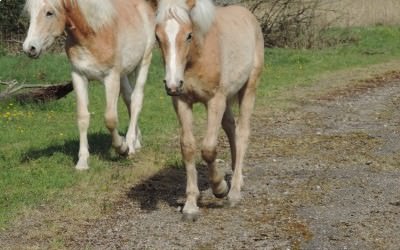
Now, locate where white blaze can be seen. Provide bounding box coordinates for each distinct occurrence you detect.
[23,1,49,54]
[164,19,181,89]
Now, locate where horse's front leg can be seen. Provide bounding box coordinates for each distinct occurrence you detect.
[202,93,229,198]
[72,71,90,170]
[125,50,153,156]
[104,70,128,155]
[173,97,199,221]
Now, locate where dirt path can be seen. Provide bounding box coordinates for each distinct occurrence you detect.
[2,65,400,249]
[64,68,400,249]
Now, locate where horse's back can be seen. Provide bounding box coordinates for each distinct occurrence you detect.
[215,5,264,92]
[114,0,156,73]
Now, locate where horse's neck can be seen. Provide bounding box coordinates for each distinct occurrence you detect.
[64,3,116,65]
[64,3,94,46]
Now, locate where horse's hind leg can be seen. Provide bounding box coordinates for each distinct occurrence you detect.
[72,71,90,170]
[121,73,142,151]
[125,50,152,156]
[104,71,128,155]
[120,74,133,115]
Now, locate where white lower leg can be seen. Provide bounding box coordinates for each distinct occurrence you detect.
[183,163,200,218]
[72,71,90,170]
[126,54,151,155]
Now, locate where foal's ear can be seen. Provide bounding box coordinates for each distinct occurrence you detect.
[186,0,196,10]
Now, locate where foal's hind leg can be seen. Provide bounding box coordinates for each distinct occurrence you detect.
[222,105,237,172]
[125,50,152,156]
[72,71,90,170]
[228,78,259,206]
[203,93,229,198]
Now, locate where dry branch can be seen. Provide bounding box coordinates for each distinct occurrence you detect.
[0,80,73,103]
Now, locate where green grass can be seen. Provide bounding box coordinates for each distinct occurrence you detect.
[260,27,400,95]
[1,26,400,228]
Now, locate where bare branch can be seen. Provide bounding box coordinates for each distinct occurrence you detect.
[0,80,73,103]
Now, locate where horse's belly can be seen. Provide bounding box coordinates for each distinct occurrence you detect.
[69,48,113,80]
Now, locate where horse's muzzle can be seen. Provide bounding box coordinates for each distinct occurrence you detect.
[23,44,41,59]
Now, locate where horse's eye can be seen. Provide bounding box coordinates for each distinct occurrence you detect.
[46,11,54,17]
[186,33,192,42]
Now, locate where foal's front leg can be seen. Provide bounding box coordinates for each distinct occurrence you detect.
[202,94,229,198]
[173,97,199,221]
[72,71,90,170]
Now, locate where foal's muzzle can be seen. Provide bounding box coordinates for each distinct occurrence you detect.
[164,80,184,96]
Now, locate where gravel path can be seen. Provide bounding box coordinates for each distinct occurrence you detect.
[1,69,399,249]
[68,73,400,249]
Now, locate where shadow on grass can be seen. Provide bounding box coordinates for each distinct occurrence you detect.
[21,132,116,164]
[127,163,228,212]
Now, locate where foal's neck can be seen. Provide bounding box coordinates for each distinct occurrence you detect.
[187,29,216,70]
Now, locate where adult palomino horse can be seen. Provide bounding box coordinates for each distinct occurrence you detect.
[156,0,264,220]
[23,0,156,170]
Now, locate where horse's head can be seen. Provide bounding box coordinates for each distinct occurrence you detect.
[23,0,66,58]
[155,0,215,96]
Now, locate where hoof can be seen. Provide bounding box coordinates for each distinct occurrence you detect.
[213,180,229,199]
[75,160,89,171]
[134,140,142,150]
[182,204,199,222]
[227,191,242,208]
[182,211,199,222]
[115,143,129,156]
[127,152,135,160]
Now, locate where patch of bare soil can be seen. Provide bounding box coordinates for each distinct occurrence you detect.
[2,67,400,249]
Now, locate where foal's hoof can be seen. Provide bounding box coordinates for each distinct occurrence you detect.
[213,181,229,199]
[226,191,242,208]
[182,212,199,222]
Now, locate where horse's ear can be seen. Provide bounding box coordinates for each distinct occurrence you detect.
[186,0,196,10]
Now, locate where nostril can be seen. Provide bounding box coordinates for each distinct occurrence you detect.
[163,79,167,85]
[29,46,36,54]
[179,80,184,88]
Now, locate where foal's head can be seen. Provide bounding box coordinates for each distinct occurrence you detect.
[155,0,215,96]
[23,0,66,58]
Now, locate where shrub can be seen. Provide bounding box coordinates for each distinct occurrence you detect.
[0,0,27,35]
[216,0,347,49]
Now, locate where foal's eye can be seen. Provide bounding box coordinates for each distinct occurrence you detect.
[186,33,193,42]
[46,11,55,17]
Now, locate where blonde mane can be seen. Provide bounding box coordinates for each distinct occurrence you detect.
[157,0,216,35]
[25,0,116,32]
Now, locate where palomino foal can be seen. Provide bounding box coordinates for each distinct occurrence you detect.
[156,0,264,220]
[23,0,156,170]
